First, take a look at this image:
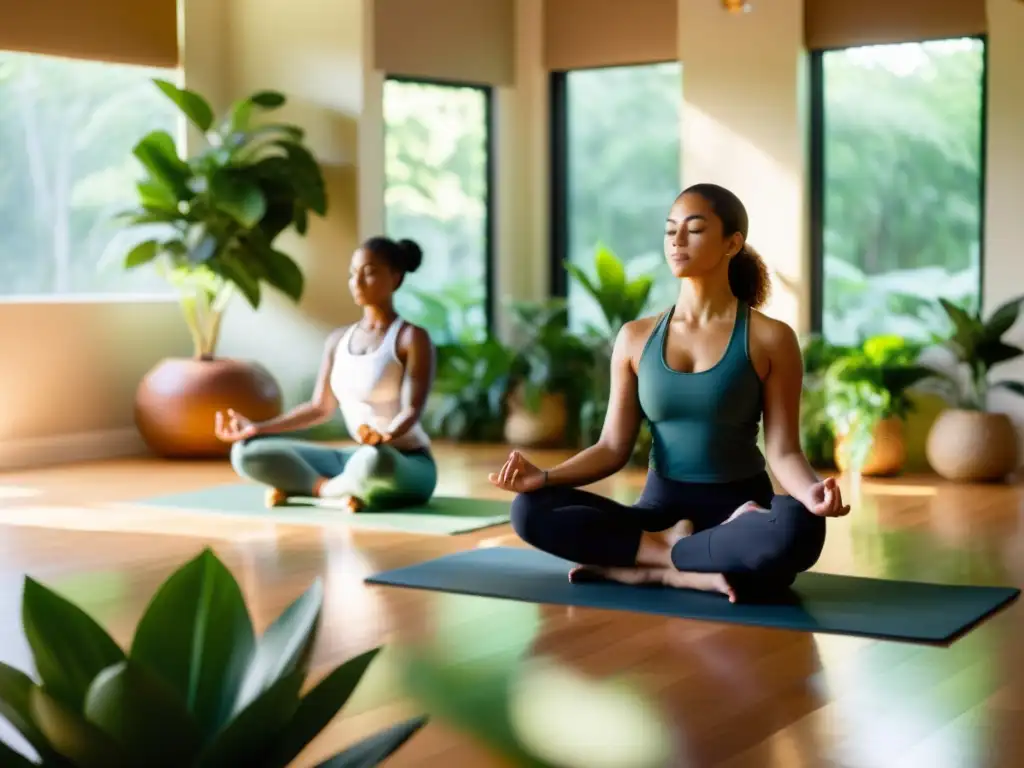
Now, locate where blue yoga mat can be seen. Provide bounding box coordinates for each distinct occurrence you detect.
[365,547,1020,643]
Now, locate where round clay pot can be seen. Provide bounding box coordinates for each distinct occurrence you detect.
[504,388,568,448]
[135,357,283,458]
[925,409,1019,482]
[834,417,906,477]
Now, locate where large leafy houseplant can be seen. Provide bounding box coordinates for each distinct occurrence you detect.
[117,80,327,359]
[923,295,1024,481]
[824,335,936,473]
[0,549,424,767]
[799,334,854,469]
[931,295,1024,408]
[565,245,653,461]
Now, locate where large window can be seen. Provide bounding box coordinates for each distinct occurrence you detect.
[553,62,682,330]
[0,51,180,298]
[813,38,986,344]
[383,77,493,342]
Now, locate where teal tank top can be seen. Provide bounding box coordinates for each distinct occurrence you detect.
[636,302,765,483]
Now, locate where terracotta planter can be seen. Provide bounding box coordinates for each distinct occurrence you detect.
[504,388,568,448]
[834,417,906,477]
[926,409,1019,482]
[135,357,283,458]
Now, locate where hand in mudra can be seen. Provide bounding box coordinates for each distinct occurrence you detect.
[806,476,850,518]
[214,409,257,443]
[356,424,392,446]
[488,450,546,493]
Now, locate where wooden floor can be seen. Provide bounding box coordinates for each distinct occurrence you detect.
[0,443,1021,767]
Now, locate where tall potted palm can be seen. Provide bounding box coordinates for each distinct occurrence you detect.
[925,295,1024,481]
[117,80,328,458]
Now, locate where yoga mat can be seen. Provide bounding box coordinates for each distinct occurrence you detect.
[125,483,511,535]
[365,547,1021,643]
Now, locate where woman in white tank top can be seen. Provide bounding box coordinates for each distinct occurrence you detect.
[213,236,438,513]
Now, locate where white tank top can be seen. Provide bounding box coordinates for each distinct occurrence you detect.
[329,318,431,452]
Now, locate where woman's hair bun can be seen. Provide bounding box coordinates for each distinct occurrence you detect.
[396,238,423,273]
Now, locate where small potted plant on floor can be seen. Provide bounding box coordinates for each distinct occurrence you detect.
[825,334,937,476]
[504,298,595,448]
[116,80,328,458]
[925,295,1024,481]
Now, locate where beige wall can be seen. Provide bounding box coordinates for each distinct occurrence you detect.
[678,0,809,333]
[2,0,1023,470]
[984,0,1024,457]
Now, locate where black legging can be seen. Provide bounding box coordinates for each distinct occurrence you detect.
[510,470,826,597]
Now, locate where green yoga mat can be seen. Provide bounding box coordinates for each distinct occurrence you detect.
[127,483,511,535]
[365,547,1020,643]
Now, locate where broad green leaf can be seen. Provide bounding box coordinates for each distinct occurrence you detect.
[232,581,322,716]
[623,276,654,319]
[251,90,287,108]
[313,716,428,768]
[992,380,1024,398]
[132,131,191,200]
[136,179,181,211]
[975,340,1023,370]
[260,648,380,768]
[30,687,127,768]
[0,740,37,767]
[209,170,267,228]
[21,578,125,712]
[563,263,599,301]
[215,253,262,309]
[123,240,159,269]
[259,248,304,303]
[197,671,304,768]
[153,79,215,133]
[274,141,327,214]
[83,660,202,767]
[938,298,981,359]
[594,245,627,295]
[294,204,309,235]
[129,549,255,738]
[983,295,1024,341]
[0,662,64,763]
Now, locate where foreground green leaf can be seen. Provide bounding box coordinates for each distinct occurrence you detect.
[0,662,63,763]
[132,131,191,200]
[30,687,127,768]
[21,578,125,711]
[233,580,322,715]
[197,670,304,767]
[84,661,203,767]
[260,648,380,767]
[123,240,160,269]
[129,549,255,737]
[314,716,428,768]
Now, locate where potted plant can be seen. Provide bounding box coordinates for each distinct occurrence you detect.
[925,295,1024,481]
[565,245,654,463]
[799,334,854,469]
[0,549,424,766]
[116,80,328,458]
[503,298,595,448]
[824,335,936,476]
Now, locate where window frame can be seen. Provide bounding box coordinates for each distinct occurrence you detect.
[381,74,498,333]
[0,50,184,305]
[547,60,683,305]
[807,34,989,336]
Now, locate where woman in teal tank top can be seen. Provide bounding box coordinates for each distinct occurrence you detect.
[489,184,850,603]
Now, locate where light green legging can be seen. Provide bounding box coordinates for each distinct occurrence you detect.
[230,437,438,511]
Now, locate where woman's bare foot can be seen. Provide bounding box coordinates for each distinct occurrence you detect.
[634,518,695,568]
[265,488,288,507]
[568,564,737,602]
[340,495,364,514]
[722,500,768,525]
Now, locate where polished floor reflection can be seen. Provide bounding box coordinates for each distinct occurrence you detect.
[0,444,1020,767]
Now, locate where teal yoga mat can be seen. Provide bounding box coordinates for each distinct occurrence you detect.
[365,547,1020,643]
[127,483,511,535]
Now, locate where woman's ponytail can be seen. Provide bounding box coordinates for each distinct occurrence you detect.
[727,243,771,309]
